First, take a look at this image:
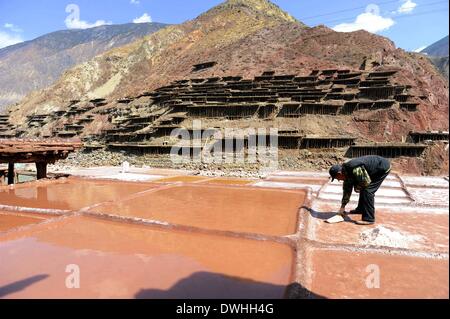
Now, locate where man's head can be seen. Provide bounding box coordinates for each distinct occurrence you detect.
[329,164,345,182]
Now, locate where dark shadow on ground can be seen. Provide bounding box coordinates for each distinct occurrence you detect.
[134,271,326,299]
[285,282,326,299]
[301,206,355,223]
[0,274,49,298]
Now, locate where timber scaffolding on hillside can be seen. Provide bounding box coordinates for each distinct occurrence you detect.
[0,114,19,139]
[104,137,428,160]
[212,134,357,150]
[0,115,12,133]
[17,97,110,139]
[192,61,217,72]
[106,126,359,151]
[87,70,429,160]
[108,143,203,156]
[407,131,449,143]
[4,69,429,161]
[15,68,417,140]
[346,143,427,158]
[146,69,419,120]
[104,113,187,143]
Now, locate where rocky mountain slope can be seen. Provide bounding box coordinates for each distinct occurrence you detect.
[422,35,449,80]
[0,22,167,110]
[422,35,449,56]
[429,56,449,79]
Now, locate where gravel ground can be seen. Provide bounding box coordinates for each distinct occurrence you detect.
[47,148,346,178]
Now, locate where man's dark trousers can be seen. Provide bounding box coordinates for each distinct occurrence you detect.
[356,169,390,222]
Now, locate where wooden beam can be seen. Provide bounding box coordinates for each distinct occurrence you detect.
[0,169,5,185]
[8,162,14,185]
[36,162,47,180]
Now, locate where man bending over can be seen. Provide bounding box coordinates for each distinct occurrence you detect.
[328,155,391,225]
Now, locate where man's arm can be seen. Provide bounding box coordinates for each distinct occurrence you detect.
[339,178,353,215]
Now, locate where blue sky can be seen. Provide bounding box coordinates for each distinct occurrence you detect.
[0,0,448,51]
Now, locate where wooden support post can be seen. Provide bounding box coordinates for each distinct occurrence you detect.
[8,162,14,185]
[36,162,47,180]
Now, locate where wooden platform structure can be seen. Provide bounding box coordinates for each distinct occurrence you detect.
[0,139,82,184]
[345,143,427,158]
[408,131,449,143]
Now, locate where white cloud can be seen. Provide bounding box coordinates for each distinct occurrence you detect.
[4,23,22,33]
[130,0,140,5]
[333,4,395,34]
[414,46,427,53]
[133,13,152,23]
[397,0,417,14]
[0,31,23,49]
[65,18,111,29]
[65,4,112,29]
